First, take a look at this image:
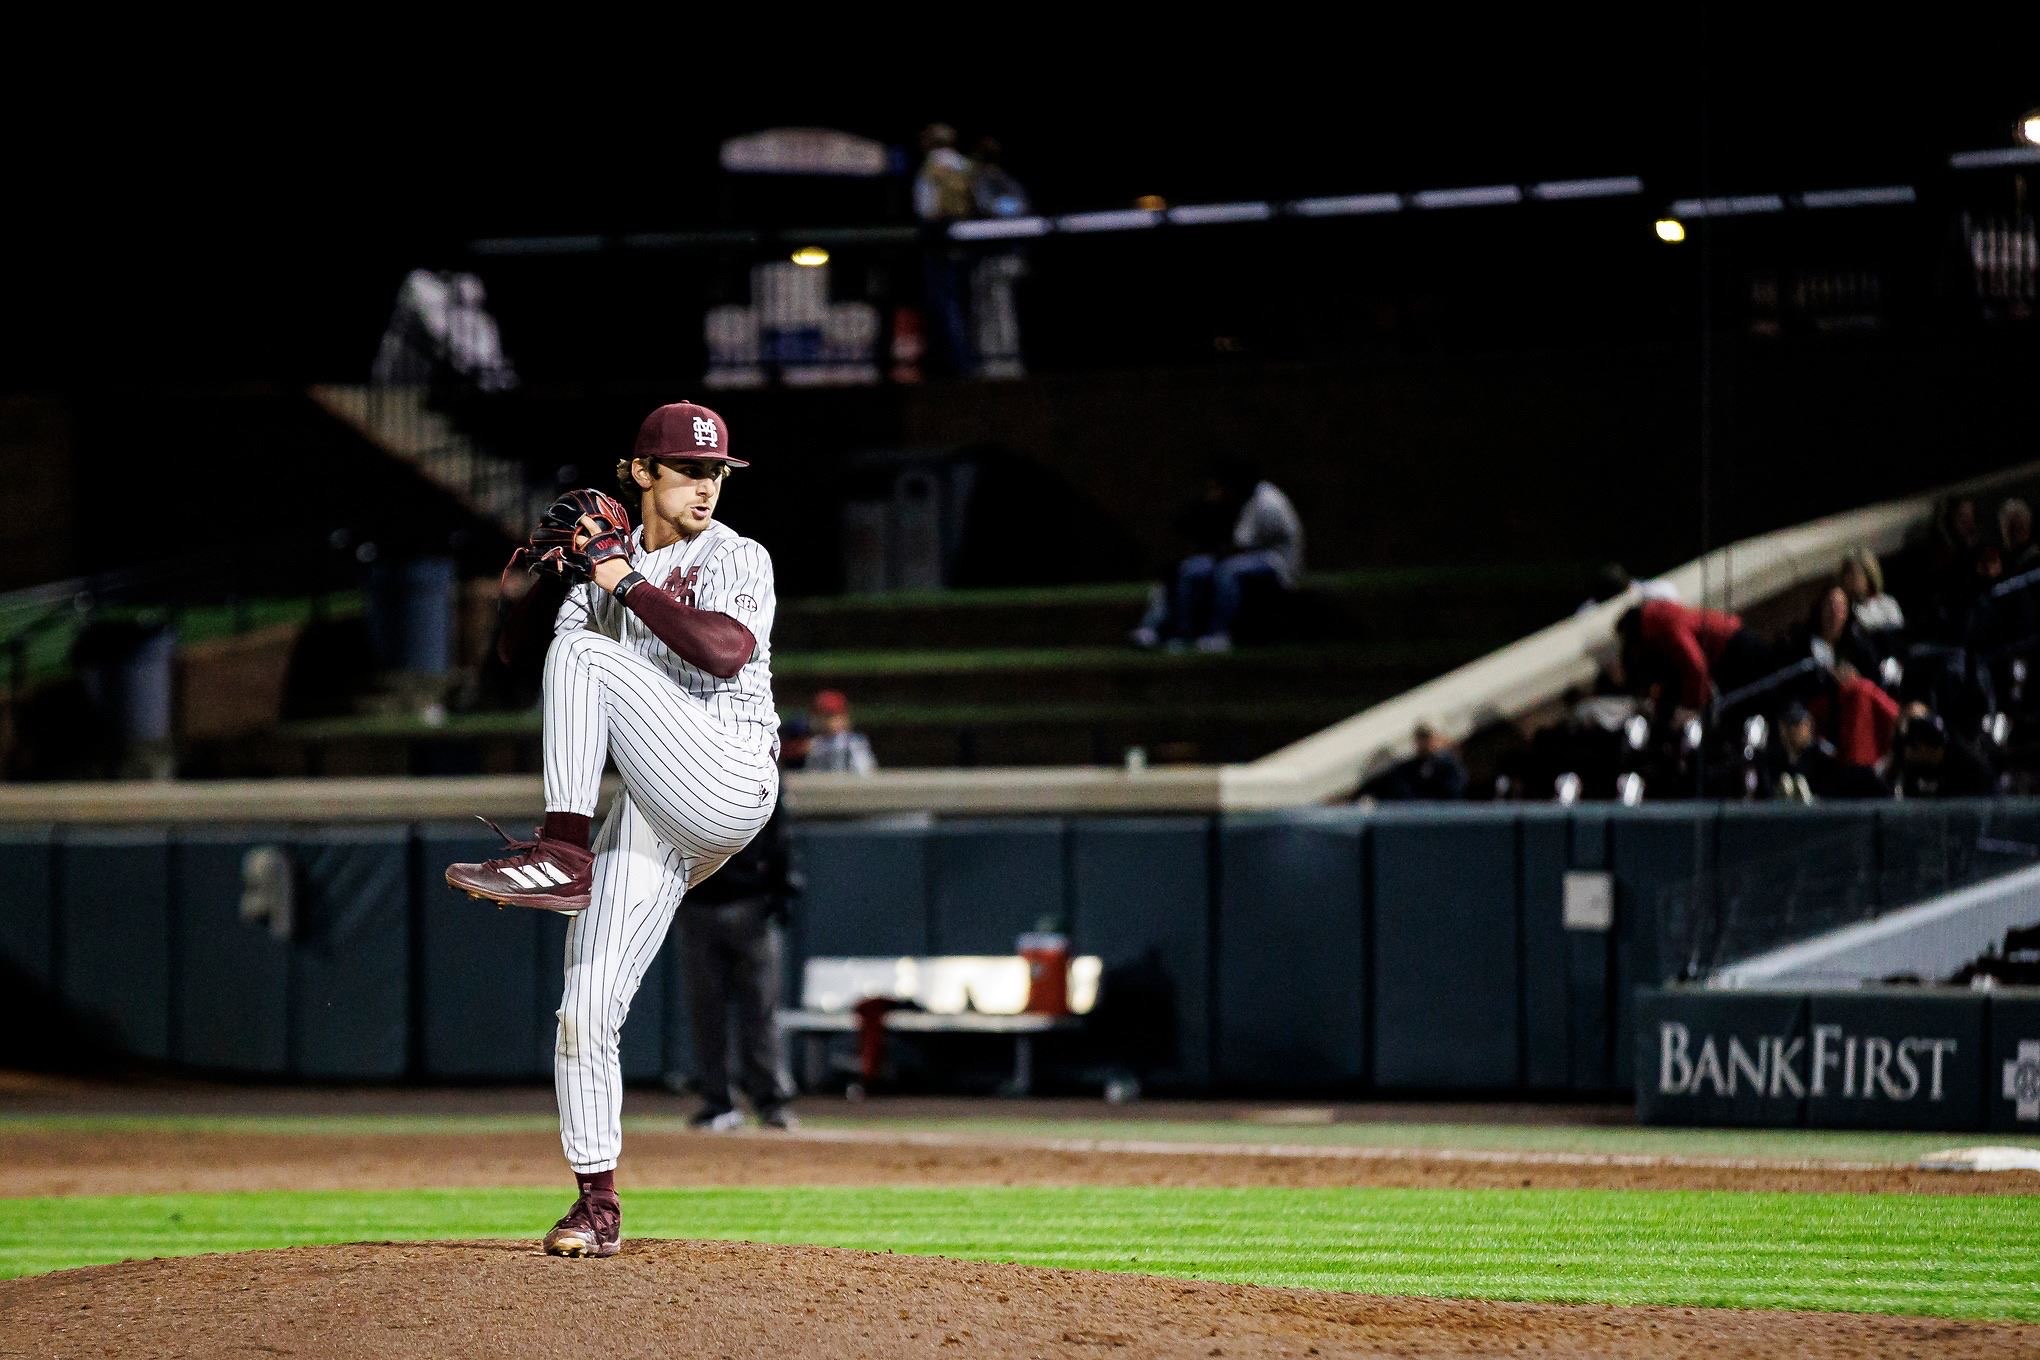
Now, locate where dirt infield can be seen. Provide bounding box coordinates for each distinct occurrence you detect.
[3,1125,2035,1198]
[9,1240,2036,1360]
[3,1078,2036,1357]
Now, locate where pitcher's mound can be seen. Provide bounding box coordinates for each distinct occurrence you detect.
[4,1239,2030,1359]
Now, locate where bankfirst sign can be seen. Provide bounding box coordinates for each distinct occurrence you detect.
[1636,986,2040,1132]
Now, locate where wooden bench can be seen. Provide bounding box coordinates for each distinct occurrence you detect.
[776,954,1102,1096]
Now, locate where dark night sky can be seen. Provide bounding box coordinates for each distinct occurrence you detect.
[5,31,2032,382]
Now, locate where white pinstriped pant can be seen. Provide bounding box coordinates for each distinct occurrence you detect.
[543,630,777,1172]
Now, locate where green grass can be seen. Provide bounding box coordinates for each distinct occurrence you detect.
[1,1186,2033,1320]
[783,566,1587,613]
[5,1113,2032,1167]
[824,1117,2040,1165]
[1,593,363,686]
[271,698,1375,742]
[774,640,1484,677]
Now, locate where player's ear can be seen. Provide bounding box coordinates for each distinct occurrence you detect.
[632,458,657,490]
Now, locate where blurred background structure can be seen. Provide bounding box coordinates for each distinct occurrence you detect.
[3,44,2039,1119]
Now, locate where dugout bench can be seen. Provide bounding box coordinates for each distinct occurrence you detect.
[776,954,1102,1096]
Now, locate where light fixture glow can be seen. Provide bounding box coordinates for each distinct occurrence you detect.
[2022,111,2040,147]
[1654,218,1686,243]
[1134,194,1166,211]
[790,246,829,267]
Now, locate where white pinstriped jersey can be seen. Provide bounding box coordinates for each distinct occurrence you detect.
[553,521,780,755]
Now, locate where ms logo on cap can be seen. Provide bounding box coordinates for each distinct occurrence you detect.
[634,401,749,466]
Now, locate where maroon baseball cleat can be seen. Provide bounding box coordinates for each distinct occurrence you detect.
[542,1189,621,1258]
[446,818,594,914]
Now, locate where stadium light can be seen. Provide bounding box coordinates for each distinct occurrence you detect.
[790,246,829,267]
[1655,218,1686,243]
[2022,110,2040,147]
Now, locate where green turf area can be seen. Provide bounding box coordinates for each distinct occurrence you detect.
[773,640,1483,677]
[803,1117,2040,1165]
[1,593,363,686]
[272,698,1370,741]
[783,566,1587,613]
[0,1186,2032,1320]
[5,1113,2034,1166]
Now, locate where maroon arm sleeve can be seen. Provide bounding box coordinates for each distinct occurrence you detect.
[619,582,756,679]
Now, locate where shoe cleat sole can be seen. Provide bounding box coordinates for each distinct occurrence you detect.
[544,1233,620,1258]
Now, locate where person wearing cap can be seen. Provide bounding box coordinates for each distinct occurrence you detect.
[1764,700,1888,802]
[804,688,877,774]
[673,715,808,1133]
[445,399,780,1260]
[1891,701,1996,799]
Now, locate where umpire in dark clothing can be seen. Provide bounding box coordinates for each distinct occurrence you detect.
[680,721,808,1130]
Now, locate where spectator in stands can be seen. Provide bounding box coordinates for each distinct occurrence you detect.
[967,136,1031,379]
[1764,700,1888,801]
[1838,547,1905,657]
[1131,474,1241,647]
[913,122,977,377]
[1614,597,1775,721]
[804,689,877,773]
[1130,466,1305,653]
[677,729,805,1132]
[1366,722,1469,801]
[372,268,519,393]
[1781,586,1902,768]
[1889,701,1997,797]
[2002,499,2040,577]
[1923,496,1984,641]
[1796,584,1881,679]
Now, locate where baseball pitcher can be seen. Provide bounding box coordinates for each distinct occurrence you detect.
[447,400,779,1258]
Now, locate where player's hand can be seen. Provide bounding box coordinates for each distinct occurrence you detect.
[576,518,633,593]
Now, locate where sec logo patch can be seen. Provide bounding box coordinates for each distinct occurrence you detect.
[734,594,757,612]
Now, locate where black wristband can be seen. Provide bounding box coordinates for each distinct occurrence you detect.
[611,570,648,602]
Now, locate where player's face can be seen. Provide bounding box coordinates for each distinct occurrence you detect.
[647,459,727,533]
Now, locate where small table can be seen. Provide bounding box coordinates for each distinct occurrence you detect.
[775,1008,1084,1096]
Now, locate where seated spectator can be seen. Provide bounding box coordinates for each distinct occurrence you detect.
[1838,547,1905,652]
[803,689,877,774]
[2001,498,2040,577]
[1764,701,1889,802]
[1779,588,1901,768]
[1367,723,1469,801]
[1130,465,1304,654]
[1922,497,1984,642]
[1889,701,1996,797]
[1795,584,1881,679]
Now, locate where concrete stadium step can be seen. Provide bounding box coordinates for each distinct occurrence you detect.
[214,696,1369,773]
[773,640,1505,711]
[775,566,1583,652]
[839,700,1364,767]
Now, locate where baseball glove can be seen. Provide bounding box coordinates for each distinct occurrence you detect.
[504,489,635,586]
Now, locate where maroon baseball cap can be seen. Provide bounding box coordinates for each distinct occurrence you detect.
[633,401,749,467]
